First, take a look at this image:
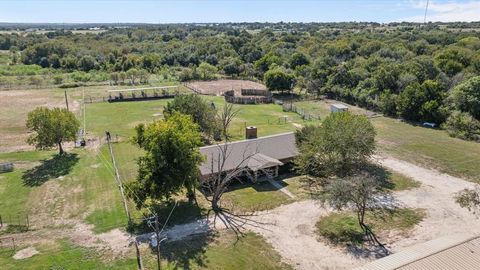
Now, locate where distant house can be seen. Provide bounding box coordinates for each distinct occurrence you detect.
[354,234,480,270]
[330,103,349,113]
[199,132,298,182]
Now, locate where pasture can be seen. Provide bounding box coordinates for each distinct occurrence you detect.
[0,81,479,269]
[293,100,480,183]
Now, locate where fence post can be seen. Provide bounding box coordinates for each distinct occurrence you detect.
[26,214,29,231]
[0,215,2,228]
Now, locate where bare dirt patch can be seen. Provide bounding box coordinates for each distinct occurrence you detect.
[13,246,39,260]
[185,79,266,96]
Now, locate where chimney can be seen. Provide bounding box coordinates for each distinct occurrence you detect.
[246,126,257,139]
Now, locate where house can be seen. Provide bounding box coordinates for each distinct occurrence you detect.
[330,103,349,113]
[199,132,298,181]
[354,234,480,270]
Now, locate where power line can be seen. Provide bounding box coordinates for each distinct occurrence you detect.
[424,0,430,25]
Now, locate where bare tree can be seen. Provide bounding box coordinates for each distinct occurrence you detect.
[200,143,261,236]
[318,172,394,255]
[217,102,240,141]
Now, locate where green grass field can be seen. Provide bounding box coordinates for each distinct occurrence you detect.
[0,232,290,270]
[372,117,480,182]
[85,95,319,140]
[294,99,480,183]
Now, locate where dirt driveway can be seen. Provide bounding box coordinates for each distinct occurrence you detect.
[246,156,480,270]
[152,155,480,270]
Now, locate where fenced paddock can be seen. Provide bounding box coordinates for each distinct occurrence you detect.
[107,86,181,102]
[184,79,266,96]
[282,103,321,121]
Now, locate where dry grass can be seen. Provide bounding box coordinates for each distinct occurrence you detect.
[0,89,80,152]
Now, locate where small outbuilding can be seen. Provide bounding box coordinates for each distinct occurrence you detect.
[330,103,349,113]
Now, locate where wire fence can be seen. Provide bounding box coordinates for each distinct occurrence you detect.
[282,103,321,121]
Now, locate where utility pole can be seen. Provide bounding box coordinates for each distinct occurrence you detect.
[106,134,143,269]
[64,90,69,111]
[82,88,86,135]
[155,215,161,270]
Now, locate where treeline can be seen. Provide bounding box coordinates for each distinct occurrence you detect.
[1,22,480,140]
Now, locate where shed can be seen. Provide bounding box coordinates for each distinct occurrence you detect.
[354,234,480,270]
[330,103,349,113]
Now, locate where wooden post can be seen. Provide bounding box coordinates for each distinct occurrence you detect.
[64,90,69,111]
[135,240,144,270]
[0,215,3,228]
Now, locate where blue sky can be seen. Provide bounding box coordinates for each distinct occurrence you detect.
[0,0,479,23]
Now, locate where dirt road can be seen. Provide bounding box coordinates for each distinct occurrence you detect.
[153,155,480,270]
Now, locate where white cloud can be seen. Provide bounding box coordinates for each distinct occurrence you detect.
[403,0,480,22]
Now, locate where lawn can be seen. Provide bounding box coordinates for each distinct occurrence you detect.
[295,99,480,183]
[0,151,57,222]
[372,117,480,183]
[316,208,425,245]
[0,232,291,270]
[0,147,130,233]
[85,95,319,140]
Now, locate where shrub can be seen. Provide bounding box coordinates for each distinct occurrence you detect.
[443,111,480,141]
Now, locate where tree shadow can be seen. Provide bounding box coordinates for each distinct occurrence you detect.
[360,163,395,190]
[128,200,207,234]
[22,153,79,186]
[158,232,214,270]
[346,244,389,259]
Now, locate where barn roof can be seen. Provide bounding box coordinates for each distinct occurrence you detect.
[199,132,297,176]
[354,234,480,270]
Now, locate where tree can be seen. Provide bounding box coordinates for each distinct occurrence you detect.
[289,52,309,70]
[318,173,391,254]
[443,111,480,141]
[449,76,480,119]
[217,102,240,141]
[26,107,79,155]
[294,112,376,177]
[163,94,219,140]
[200,142,258,235]
[78,55,97,72]
[396,80,445,123]
[128,113,203,205]
[254,52,281,73]
[197,62,217,80]
[264,68,294,93]
[126,68,139,85]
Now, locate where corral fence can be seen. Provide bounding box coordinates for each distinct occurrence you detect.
[282,103,321,121]
[0,236,16,253]
[224,89,272,104]
[0,213,30,232]
[84,96,108,104]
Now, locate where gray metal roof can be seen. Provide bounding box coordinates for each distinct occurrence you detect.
[355,234,480,270]
[199,132,297,176]
[331,103,349,109]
